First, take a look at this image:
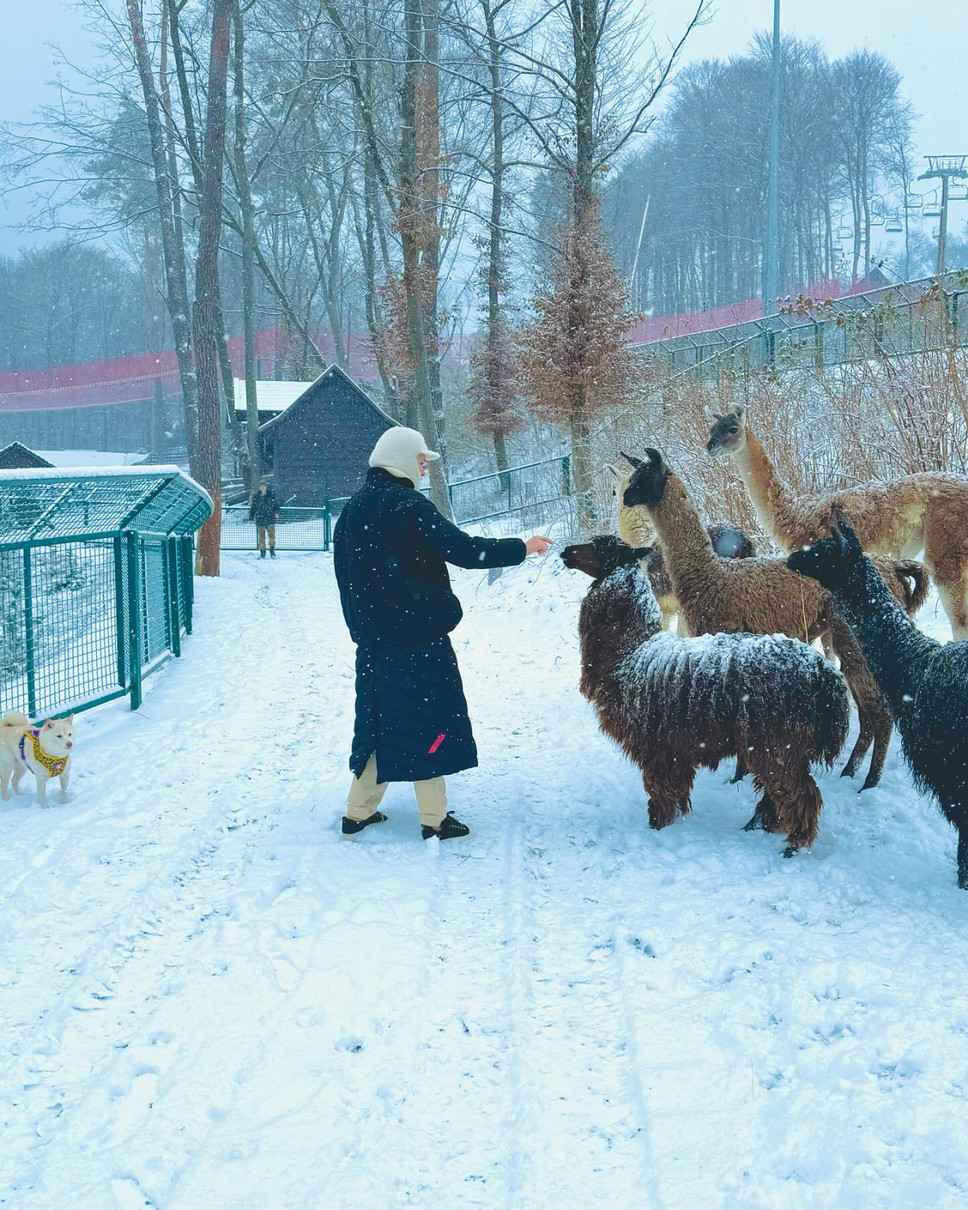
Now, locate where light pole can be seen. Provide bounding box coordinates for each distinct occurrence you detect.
[918,156,968,276]
[763,0,781,314]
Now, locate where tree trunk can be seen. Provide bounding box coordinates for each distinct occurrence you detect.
[192,0,234,577]
[233,3,261,495]
[125,0,199,460]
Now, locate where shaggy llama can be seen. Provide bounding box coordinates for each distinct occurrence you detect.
[563,535,849,854]
[789,509,968,889]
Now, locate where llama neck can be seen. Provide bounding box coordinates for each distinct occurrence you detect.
[618,500,655,550]
[648,473,717,592]
[734,429,800,549]
[832,557,938,718]
[579,566,661,696]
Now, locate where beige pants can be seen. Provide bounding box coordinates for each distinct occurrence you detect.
[346,754,447,828]
[257,524,276,552]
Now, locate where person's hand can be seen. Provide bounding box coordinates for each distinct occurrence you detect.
[274,513,280,520]
[525,535,554,556]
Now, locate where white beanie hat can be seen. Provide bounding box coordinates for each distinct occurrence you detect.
[369,426,440,489]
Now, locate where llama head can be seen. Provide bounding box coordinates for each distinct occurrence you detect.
[621,448,668,509]
[561,535,650,580]
[605,462,629,502]
[787,507,864,591]
[706,404,747,457]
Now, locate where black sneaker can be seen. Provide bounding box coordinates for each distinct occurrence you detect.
[421,812,471,840]
[341,811,388,836]
[270,548,277,559]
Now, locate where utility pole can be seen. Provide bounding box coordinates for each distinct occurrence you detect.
[918,156,968,276]
[763,0,781,315]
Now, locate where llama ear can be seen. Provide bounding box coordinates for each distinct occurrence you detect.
[830,506,862,556]
[644,447,664,468]
[619,451,643,470]
[731,404,746,420]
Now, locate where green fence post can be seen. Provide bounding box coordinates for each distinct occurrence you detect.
[125,530,143,710]
[323,500,331,551]
[167,536,181,656]
[561,455,572,497]
[22,548,36,718]
[113,533,127,689]
[181,536,194,634]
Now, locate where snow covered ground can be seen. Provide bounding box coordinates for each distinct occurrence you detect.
[3,546,968,1210]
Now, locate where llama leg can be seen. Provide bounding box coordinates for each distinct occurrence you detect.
[957,819,968,890]
[642,761,694,830]
[840,710,873,781]
[860,705,892,792]
[743,794,778,832]
[935,569,968,642]
[753,760,823,855]
[730,751,749,784]
[833,621,891,789]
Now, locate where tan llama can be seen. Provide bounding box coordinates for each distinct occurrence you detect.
[707,405,968,638]
[605,463,754,632]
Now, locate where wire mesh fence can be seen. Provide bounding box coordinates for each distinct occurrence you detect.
[220,455,573,553]
[220,506,333,551]
[0,531,195,719]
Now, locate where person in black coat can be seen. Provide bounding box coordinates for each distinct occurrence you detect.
[248,482,280,558]
[334,426,553,840]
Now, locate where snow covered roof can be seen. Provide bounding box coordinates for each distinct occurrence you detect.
[232,379,315,414]
[0,466,213,541]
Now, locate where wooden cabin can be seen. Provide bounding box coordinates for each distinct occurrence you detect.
[257,366,395,505]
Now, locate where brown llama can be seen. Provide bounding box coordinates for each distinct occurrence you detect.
[605,463,755,632]
[562,535,850,854]
[706,405,968,638]
[620,449,929,790]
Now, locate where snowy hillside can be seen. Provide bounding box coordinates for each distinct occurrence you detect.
[2,548,968,1210]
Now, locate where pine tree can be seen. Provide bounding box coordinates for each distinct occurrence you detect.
[518,202,640,526]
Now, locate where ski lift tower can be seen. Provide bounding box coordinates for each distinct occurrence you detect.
[918,155,968,275]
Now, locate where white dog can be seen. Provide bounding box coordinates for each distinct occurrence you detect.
[0,711,74,804]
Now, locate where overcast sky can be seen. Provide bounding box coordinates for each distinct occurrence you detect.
[1,0,966,252]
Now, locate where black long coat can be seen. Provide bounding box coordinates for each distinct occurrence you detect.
[334,467,526,782]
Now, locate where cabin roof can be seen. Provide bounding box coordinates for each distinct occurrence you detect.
[232,378,315,414]
[0,441,54,469]
[258,364,396,434]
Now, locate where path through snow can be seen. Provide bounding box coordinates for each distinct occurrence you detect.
[2,550,968,1209]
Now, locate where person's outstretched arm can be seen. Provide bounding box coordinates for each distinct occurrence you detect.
[413,497,549,569]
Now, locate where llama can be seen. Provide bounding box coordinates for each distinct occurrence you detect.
[706,404,968,638]
[606,462,755,631]
[620,448,929,789]
[562,535,849,854]
[789,509,968,888]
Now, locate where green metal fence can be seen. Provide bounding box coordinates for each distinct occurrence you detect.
[221,454,573,553]
[220,505,333,551]
[632,272,968,379]
[0,466,210,720]
[0,530,194,718]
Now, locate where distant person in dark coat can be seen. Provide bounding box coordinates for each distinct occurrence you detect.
[249,482,280,558]
[334,426,553,840]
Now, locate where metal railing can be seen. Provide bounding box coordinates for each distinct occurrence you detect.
[221,454,573,553]
[633,273,968,378]
[0,530,194,719]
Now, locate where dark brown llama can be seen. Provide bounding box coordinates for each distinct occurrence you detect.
[563,535,850,854]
